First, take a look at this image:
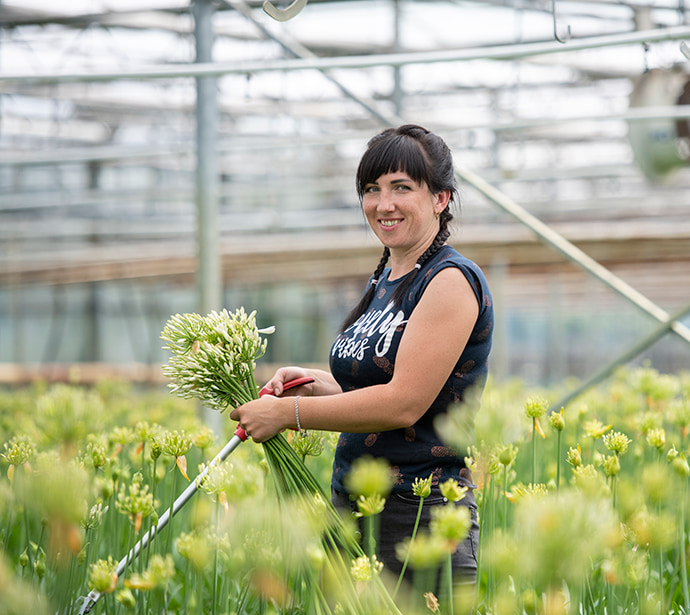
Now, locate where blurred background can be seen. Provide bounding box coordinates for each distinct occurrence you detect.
[1,0,689,390]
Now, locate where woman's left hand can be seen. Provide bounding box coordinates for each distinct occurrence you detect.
[229,396,289,443]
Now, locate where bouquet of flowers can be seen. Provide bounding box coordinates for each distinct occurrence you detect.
[161,308,325,498]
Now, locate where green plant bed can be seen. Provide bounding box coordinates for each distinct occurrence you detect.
[1,365,689,614]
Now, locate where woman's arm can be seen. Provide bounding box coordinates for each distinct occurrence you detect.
[230,267,479,442]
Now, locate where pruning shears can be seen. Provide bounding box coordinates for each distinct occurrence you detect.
[75,376,314,614]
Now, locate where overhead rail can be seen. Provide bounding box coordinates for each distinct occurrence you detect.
[1,25,690,85]
[3,105,690,167]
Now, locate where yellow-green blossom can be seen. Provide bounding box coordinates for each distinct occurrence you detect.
[125,554,175,591]
[549,409,565,431]
[429,504,471,550]
[497,443,518,467]
[82,502,108,531]
[193,426,215,451]
[567,445,582,468]
[412,474,433,498]
[439,478,467,503]
[345,456,394,498]
[645,428,665,452]
[524,396,548,418]
[602,454,620,478]
[672,455,690,478]
[89,557,118,594]
[583,419,611,440]
[2,435,35,466]
[355,493,386,517]
[289,430,324,458]
[161,430,192,458]
[506,482,548,504]
[116,472,156,529]
[116,588,137,610]
[176,530,211,571]
[395,532,447,570]
[350,554,383,582]
[603,431,631,456]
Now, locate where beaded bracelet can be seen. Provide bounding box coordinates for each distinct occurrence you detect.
[294,396,307,437]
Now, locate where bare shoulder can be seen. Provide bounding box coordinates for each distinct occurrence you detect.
[423,266,479,308]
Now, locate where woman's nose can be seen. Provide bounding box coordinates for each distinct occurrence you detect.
[377,188,395,211]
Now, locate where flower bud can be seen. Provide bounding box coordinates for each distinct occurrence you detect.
[549,409,565,431]
[566,446,582,468]
[603,454,620,478]
[116,588,137,610]
[412,474,433,498]
[672,455,690,479]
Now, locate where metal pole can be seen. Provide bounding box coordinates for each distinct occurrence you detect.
[194,0,221,317]
[193,0,223,434]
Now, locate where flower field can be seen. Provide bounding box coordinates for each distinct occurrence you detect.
[1,364,689,614]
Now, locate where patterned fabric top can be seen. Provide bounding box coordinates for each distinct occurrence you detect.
[329,244,494,494]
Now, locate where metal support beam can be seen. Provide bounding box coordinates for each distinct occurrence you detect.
[193,0,222,317]
[3,25,690,85]
[551,301,690,411]
[194,0,223,434]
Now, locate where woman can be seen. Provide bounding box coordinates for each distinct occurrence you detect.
[230,124,493,586]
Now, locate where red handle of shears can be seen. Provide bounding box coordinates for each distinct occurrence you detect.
[234,376,315,441]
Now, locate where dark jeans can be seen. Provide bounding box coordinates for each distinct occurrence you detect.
[331,473,479,591]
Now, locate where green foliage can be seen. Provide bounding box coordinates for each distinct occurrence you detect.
[1,364,690,614]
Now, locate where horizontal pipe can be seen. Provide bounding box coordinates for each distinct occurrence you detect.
[1,25,690,85]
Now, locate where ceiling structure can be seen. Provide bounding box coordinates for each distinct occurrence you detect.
[1,0,690,328]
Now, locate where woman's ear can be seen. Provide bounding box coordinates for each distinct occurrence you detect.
[433,189,451,216]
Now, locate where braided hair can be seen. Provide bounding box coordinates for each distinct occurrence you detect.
[340,125,459,332]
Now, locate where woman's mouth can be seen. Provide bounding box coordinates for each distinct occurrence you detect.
[379,219,402,227]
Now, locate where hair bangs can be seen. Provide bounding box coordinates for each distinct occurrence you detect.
[356,133,429,198]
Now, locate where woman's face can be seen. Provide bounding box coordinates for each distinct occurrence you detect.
[361,171,448,255]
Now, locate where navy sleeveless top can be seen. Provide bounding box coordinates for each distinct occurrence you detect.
[329,245,493,494]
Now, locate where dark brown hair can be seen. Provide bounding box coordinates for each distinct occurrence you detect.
[340,125,458,331]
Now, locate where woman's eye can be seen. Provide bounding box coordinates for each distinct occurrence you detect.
[364,185,379,193]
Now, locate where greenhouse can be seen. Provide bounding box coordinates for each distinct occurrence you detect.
[1,1,690,614]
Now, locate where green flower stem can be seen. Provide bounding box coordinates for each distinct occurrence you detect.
[212,499,220,615]
[164,460,179,556]
[531,417,537,485]
[446,552,454,615]
[680,476,689,609]
[394,494,426,597]
[502,465,509,535]
[145,457,158,570]
[365,515,375,562]
[22,503,33,576]
[556,430,562,493]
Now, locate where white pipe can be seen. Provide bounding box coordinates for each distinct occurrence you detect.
[2,25,690,85]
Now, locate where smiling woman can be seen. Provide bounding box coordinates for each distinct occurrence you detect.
[230,125,494,597]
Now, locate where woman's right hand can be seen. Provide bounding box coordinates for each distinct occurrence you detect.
[262,366,341,398]
[262,366,315,397]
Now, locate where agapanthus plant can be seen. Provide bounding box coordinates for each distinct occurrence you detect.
[161,308,273,412]
[160,309,361,550]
